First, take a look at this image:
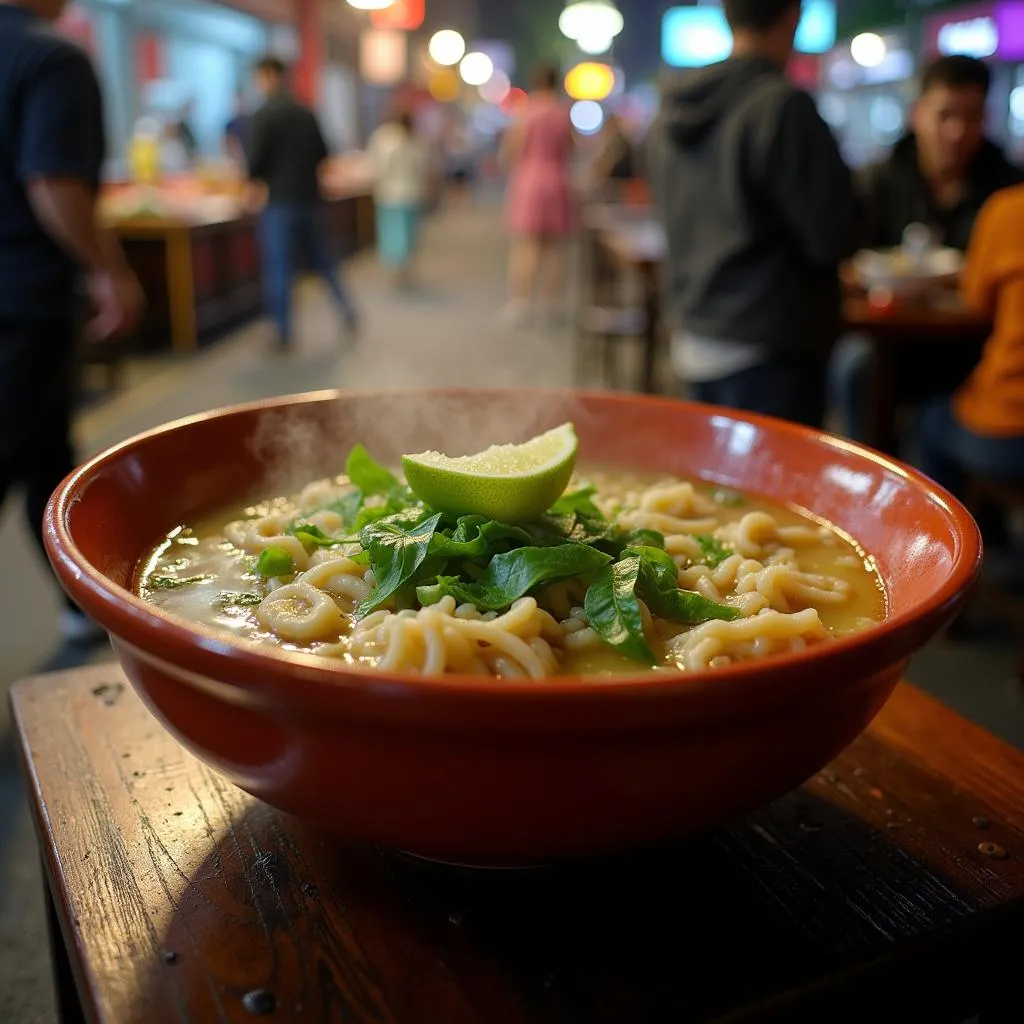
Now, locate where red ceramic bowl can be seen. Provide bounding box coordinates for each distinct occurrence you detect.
[46,389,981,864]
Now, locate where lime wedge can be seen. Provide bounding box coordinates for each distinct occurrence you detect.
[402,424,579,522]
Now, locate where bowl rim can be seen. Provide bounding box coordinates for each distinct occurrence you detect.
[47,387,982,705]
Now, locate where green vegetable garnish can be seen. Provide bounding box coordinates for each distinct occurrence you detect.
[417,544,611,612]
[287,523,340,552]
[359,511,444,614]
[549,485,603,518]
[214,592,264,608]
[694,535,732,569]
[148,574,213,589]
[256,547,295,578]
[584,557,655,665]
[713,488,746,508]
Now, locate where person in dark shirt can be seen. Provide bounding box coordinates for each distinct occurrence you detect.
[248,57,357,349]
[831,56,1023,445]
[0,0,143,642]
[645,0,854,427]
[859,56,1021,252]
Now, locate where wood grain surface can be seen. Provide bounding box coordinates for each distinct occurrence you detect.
[11,668,1024,1024]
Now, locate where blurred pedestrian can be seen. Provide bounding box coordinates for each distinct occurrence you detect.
[0,0,143,642]
[248,56,358,350]
[502,64,574,326]
[831,56,1023,444]
[646,0,854,426]
[368,108,430,290]
[171,99,199,163]
[917,186,1024,500]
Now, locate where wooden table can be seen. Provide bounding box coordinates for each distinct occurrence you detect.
[11,667,1024,1023]
[597,221,991,449]
[109,192,375,354]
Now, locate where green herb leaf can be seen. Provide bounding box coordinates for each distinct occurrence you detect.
[429,516,535,559]
[147,574,214,590]
[626,547,740,626]
[417,544,612,612]
[694,535,732,569]
[345,444,410,501]
[325,489,365,527]
[549,485,602,518]
[584,557,655,665]
[626,529,665,551]
[287,522,342,552]
[359,512,444,615]
[256,546,295,578]
[214,591,264,608]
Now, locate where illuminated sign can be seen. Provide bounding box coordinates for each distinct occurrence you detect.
[924,2,1024,61]
[938,16,998,57]
[662,1,836,68]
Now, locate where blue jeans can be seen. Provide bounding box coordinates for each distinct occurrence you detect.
[918,396,1024,495]
[690,357,826,428]
[259,202,355,345]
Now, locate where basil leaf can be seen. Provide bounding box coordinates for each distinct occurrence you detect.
[256,547,295,578]
[417,544,612,612]
[631,551,740,626]
[584,557,655,665]
[549,486,602,518]
[346,445,402,498]
[148,574,214,590]
[325,490,365,527]
[526,511,631,557]
[627,528,665,550]
[359,512,443,614]
[287,522,341,552]
[430,516,534,559]
[214,591,263,608]
[694,535,732,569]
[624,545,678,576]
[353,499,409,532]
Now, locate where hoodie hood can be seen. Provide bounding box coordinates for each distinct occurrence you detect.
[660,56,782,147]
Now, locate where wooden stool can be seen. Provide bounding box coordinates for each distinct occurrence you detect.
[11,666,1024,1023]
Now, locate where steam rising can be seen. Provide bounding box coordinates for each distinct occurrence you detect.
[247,389,595,495]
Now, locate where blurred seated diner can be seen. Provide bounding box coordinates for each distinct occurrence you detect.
[830,55,1023,447]
[916,185,1024,520]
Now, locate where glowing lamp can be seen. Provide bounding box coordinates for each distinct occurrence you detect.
[559,1,623,43]
[564,61,615,102]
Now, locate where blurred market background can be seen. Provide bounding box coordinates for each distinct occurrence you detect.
[3,0,1024,1019]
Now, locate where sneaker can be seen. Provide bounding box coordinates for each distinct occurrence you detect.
[59,610,108,645]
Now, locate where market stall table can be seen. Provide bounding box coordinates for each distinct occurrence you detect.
[106,191,375,353]
[12,666,1024,1023]
[597,220,991,449]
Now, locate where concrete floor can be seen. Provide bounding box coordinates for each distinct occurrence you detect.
[1,199,1021,1022]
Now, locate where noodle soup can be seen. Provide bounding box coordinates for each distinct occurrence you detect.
[138,460,884,679]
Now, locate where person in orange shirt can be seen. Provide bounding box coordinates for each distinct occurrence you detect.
[917,186,1024,495]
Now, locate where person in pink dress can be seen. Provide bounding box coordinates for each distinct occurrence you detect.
[502,65,574,324]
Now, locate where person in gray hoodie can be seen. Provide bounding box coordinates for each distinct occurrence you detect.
[646,0,855,427]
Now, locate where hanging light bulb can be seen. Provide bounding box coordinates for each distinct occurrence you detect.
[559,1,624,43]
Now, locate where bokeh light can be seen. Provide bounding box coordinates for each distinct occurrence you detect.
[428,68,461,102]
[459,52,494,87]
[500,87,529,114]
[850,32,886,68]
[577,33,613,55]
[559,1,624,43]
[479,69,511,105]
[564,62,615,102]
[428,29,466,67]
[347,0,396,9]
[570,99,604,134]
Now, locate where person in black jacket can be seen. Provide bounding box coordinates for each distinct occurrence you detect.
[249,57,357,349]
[831,56,1023,444]
[645,0,855,427]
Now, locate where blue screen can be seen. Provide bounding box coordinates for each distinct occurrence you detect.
[662,2,836,67]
